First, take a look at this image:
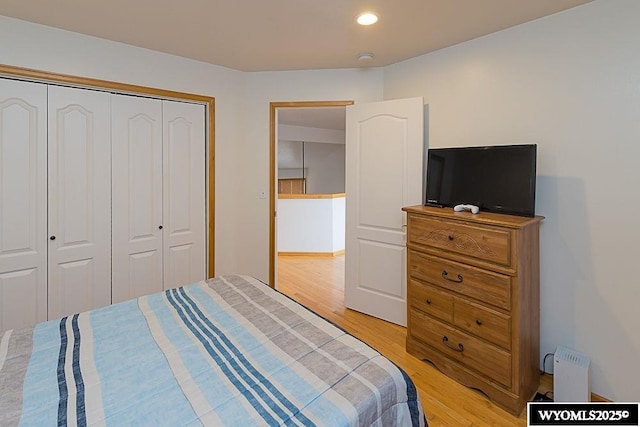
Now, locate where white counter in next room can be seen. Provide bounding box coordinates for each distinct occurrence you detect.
[277,193,345,256]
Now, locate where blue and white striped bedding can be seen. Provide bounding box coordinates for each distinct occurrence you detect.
[0,275,426,426]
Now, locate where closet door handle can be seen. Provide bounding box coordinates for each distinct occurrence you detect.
[50,235,56,240]
[158,225,163,230]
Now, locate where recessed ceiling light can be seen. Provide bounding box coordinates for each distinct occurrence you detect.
[356,12,378,26]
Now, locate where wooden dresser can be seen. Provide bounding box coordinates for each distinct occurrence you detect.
[402,205,543,415]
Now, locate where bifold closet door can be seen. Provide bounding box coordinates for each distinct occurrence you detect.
[111,94,163,304]
[47,86,112,320]
[162,100,206,289]
[111,97,204,302]
[0,79,47,332]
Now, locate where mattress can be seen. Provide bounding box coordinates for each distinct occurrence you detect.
[0,275,426,426]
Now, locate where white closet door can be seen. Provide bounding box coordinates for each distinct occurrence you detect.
[162,100,206,289]
[111,94,163,303]
[47,86,111,320]
[0,79,47,332]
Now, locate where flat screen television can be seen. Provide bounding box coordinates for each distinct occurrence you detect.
[424,144,537,217]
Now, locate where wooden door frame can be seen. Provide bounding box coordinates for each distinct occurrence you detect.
[0,64,216,278]
[269,100,353,286]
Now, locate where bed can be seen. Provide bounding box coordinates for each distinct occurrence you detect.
[0,275,426,426]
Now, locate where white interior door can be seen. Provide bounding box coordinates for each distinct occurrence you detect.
[111,94,163,303]
[162,100,206,289]
[0,79,48,331]
[344,97,424,326]
[47,86,111,319]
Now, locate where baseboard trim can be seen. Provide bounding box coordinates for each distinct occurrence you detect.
[279,250,345,257]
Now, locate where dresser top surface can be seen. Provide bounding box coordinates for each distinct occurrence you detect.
[402,205,544,229]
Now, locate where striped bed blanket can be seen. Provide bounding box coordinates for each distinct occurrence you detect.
[0,275,426,426]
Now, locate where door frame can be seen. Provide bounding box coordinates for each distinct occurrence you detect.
[269,100,353,286]
[0,64,216,278]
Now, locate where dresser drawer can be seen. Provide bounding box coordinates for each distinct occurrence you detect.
[454,298,511,350]
[408,250,511,310]
[408,215,512,267]
[409,309,512,387]
[408,279,454,322]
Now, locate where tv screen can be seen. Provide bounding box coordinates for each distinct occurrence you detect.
[425,144,537,217]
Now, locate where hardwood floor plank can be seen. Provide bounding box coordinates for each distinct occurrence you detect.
[277,254,534,426]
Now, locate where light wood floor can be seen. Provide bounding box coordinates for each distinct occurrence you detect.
[277,254,541,426]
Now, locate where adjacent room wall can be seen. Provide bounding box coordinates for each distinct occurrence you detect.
[278,123,346,193]
[301,142,346,194]
[383,0,640,401]
[0,15,245,276]
[277,140,345,194]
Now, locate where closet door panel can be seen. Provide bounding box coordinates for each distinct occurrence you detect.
[163,101,206,289]
[0,79,47,331]
[112,94,163,303]
[47,86,111,320]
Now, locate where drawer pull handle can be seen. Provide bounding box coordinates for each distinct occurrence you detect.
[448,235,454,241]
[442,336,464,352]
[442,270,463,283]
[426,298,432,305]
[476,319,483,326]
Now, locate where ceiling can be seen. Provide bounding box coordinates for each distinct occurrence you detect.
[279,107,346,131]
[0,0,591,72]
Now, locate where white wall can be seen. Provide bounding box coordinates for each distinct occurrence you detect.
[278,140,305,175]
[383,0,640,401]
[302,142,345,194]
[0,15,245,276]
[332,197,346,251]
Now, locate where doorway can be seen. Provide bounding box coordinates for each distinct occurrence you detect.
[268,101,353,288]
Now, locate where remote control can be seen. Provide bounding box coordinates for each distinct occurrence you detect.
[453,204,480,214]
